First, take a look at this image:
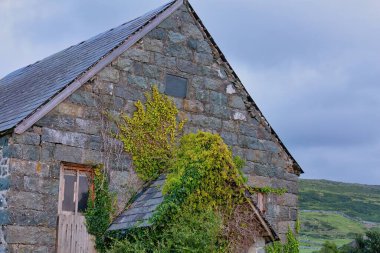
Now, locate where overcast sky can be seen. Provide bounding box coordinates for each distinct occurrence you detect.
[1,0,379,185]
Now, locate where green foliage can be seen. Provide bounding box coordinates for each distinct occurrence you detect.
[154,131,247,225]
[108,202,226,252]
[300,179,380,223]
[116,86,185,181]
[265,228,299,253]
[251,186,287,195]
[109,132,260,252]
[85,166,116,252]
[317,241,339,253]
[346,230,380,253]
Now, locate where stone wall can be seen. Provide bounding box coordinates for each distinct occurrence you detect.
[1,2,299,250]
[0,136,9,253]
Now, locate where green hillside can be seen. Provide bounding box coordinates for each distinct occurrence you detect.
[300,179,380,222]
[299,179,380,253]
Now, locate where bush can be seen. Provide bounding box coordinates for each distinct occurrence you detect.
[116,86,185,181]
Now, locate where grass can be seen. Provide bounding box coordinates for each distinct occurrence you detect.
[300,179,380,222]
[299,179,380,253]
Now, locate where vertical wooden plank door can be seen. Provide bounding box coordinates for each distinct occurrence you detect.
[57,165,96,253]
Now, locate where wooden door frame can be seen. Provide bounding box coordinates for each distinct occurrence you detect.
[58,162,94,216]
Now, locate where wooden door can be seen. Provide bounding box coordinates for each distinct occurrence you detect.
[57,164,96,253]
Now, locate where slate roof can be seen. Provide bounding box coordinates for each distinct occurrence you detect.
[0,0,175,133]
[108,175,165,231]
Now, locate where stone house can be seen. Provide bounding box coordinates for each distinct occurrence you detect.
[0,0,303,252]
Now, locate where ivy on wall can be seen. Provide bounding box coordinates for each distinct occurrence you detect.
[116,86,186,181]
[87,87,298,252]
[85,166,116,252]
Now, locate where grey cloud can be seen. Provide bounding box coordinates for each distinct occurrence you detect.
[1,0,379,184]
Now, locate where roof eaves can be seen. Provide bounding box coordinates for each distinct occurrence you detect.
[13,0,183,135]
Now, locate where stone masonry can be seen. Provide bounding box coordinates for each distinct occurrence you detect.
[1,3,299,251]
[0,136,10,253]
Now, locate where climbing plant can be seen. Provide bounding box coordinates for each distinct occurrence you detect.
[85,166,116,252]
[107,88,293,252]
[116,86,185,181]
[265,228,300,253]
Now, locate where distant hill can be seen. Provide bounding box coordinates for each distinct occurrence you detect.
[300,179,380,223]
[299,179,380,253]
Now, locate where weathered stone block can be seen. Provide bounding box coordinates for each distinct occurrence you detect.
[165,43,193,59]
[127,75,147,89]
[262,140,280,153]
[42,128,88,149]
[153,53,176,69]
[220,131,238,146]
[3,144,22,159]
[168,31,185,43]
[22,145,40,161]
[238,135,263,150]
[194,52,213,65]
[54,144,83,164]
[114,85,144,101]
[0,177,10,191]
[143,38,163,53]
[75,118,100,135]
[98,67,119,83]
[229,95,246,110]
[6,225,55,245]
[233,111,247,121]
[222,120,237,132]
[55,102,84,118]
[210,91,227,106]
[0,210,9,225]
[195,89,209,102]
[9,208,57,228]
[13,132,40,146]
[36,114,76,131]
[276,193,298,207]
[183,100,204,113]
[7,191,45,211]
[143,65,162,79]
[177,59,198,75]
[122,48,151,63]
[9,159,49,178]
[204,78,221,91]
[190,115,222,130]
[24,176,59,195]
[239,123,257,137]
[246,175,272,188]
[147,27,167,40]
[114,57,133,71]
[9,244,49,253]
[246,150,270,164]
[226,84,236,94]
[68,90,96,107]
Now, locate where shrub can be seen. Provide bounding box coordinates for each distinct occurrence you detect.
[85,166,116,252]
[116,86,185,181]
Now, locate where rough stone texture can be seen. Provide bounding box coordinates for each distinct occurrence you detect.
[1,3,299,250]
[0,136,9,252]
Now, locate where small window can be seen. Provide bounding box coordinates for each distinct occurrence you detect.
[164,74,188,98]
[59,164,93,215]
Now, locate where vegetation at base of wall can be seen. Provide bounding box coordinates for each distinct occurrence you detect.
[108,208,225,253]
[85,166,116,252]
[265,228,300,253]
[107,88,292,252]
[116,86,185,181]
